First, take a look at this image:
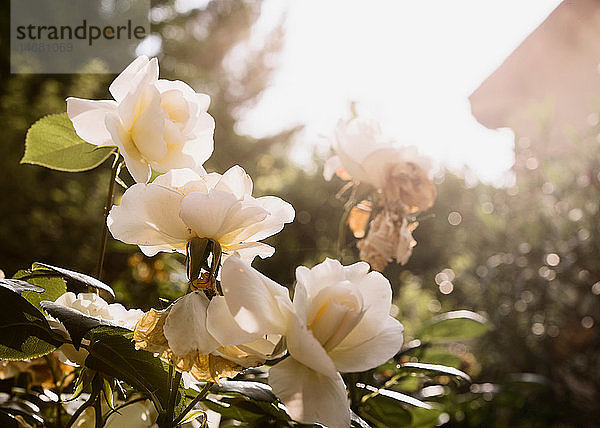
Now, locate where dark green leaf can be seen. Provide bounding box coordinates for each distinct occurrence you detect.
[409,407,443,428]
[212,380,278,402]
[22,113,115,172]
[203,395,290,424]
[351,410,372,428]
[400,362,471,383]
[357,384,431,409]
[0,278,44,294]
[418,310,489,342]
[35,262,115,298]
[40,301,116,349]
[14,267,67,314]
[102,378,116,410]
[84,326,181,415]
[419,348,462,368]
[0,287,58,360]
[360,394,412,427]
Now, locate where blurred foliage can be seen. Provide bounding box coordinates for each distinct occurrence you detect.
[1,0,600,426]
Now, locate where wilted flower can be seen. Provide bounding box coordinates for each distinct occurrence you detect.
[49,292,143,365]
[324,116,436,210]
[107,166,294,263]
[67,56,215,182]
[220,256,404,428]
[357,211,417,271]
[134,291,281,382]
[382,160,436,212]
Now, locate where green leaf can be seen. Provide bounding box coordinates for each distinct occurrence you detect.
[102,378,116,410]
[400,362,471,383]
[13,266,67,314]
[212,380,278,402]
[0,411,19,428]
[409,407,444,428]
[84,326,181,415]
[21,113,115,172]
[0,278,44,294]
[419,348,462,368]
[203,395,291,425]
[360,394,412,427]
[358,384,431,409]
[418,310,489,342]
[0,287,59,360]
[35,262,115,298]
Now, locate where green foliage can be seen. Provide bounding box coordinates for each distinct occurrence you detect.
[418,310,489,342]
[35,262,115,298]
[22,113,114,172]
[360,394,412,427]
[13,263,67,313]
[400,362,471,383]
[0,286,58,360]
[84,326,183,416]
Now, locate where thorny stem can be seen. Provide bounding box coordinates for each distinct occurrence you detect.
[96,155,122,281]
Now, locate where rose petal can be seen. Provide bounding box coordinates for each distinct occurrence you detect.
[285,312,338,378]
[109,56,158,102]
[163,292,220,356]
[329,316,404,373]
[180,190,267,240]
[66,98,118,146]
[107,183,191,249]
[206,296,257,346]
[220,256,291,336]
[269,358,349,428]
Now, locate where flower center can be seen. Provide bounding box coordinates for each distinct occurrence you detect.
[307,282,364,351]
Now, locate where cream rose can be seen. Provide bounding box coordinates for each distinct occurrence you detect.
[107,166,294,263]
[67,56,215,183]
[220,256,404,428]
[48,292,144,365]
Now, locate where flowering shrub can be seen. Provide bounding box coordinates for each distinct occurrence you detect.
[0,57,488,427]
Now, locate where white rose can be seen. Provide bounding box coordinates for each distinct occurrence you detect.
[67,56,215,183]
[107,166,295,263]
[324,116,432,189]
[49,292,144,366]
[220,256,404,428]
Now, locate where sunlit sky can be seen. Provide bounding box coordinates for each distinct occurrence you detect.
[178,0,562,184]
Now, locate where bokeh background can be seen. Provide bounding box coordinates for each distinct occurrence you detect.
[1,0,600,426]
